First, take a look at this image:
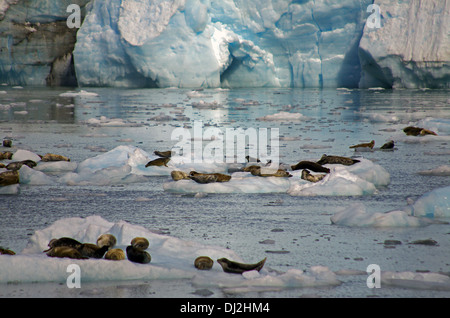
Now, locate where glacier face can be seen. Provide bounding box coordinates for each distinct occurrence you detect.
[0,0,448,88]
[359,0,450,89]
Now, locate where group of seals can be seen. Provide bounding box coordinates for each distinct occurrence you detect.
[43,234,152,263]
[44,234,117,260]
[194,255,267,274]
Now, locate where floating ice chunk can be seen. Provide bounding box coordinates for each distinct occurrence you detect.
[256,111,304,121]
[35,161,78,173]
[330,203,433,227]
[18,165,54,185]
[85,116,141,127]
[59,90,99,97]
[0,184,20,195]
[344,158,390,187]
[12,149,41,162]
[408,185,450,218]
[382,271,450,291]
[418,165,450,176]
[288,167,377,197]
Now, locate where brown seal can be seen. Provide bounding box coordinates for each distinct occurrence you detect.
[145,157,170,167]
[40,153,70,162]
[0,151,13,160]
[154,150,173,158]
[291,161,330,173]
[105,248,126,261]
[0,170,19,186]
[0,247,15,255]
[380,140,395,149]
[131,237,149,251]
[349,140,374,149]
[6,160,37,171]
[126,245,151,264]
[189,171,231,182]
[46,246,88,259]
[403,126,437,136]
[78,243,109,259]
[96,234,117,249]
[43,237,83,252]
[316,154,359,166]
[189,174,218,184]
[301,169,326,183]
[2,139,12,147]
[194,256,214,270]
[217,257,267,274]
[245,166,292,177]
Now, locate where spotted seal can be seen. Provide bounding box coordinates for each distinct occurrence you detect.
[46,246,88,259]
[380,140,395,150]
[349,140,375,149]
[0,170,19,186]
[217,257,267,274]
[154,150,173,158]
[189,171,231,182]
[403,126,437,136]
[0,247,15,255]
[131,237,149,251]
[171,170,190,181]
[96,234,117,249]
[245,165,292,177]
[78,243,109,259]
[194,256,214,270]
[126,246,151,264]
[291,161,330,173]
[316,154,359,166]
[0,151,13,160]
[40,153,70,162]
[301,169,326,183]
[145,157,170,167]
[105,248,126,261]
[43,237,83,252]
[6,160,37,171]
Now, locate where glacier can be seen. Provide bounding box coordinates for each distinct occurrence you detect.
[0,0,448,88]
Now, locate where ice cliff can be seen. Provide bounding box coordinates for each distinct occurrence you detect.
[0,0,448,88]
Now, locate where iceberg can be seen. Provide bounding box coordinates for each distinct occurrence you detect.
[2,0,446,88]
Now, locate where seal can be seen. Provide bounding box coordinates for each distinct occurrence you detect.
[43,237,83,252]
[40,153,70,162]
[291,161,330,173]
[217,257,267,274]
[131,237,149,251]
[46,246,88,259]
[194,256,214,270]
[96,234,117,249]
[126,245,151,264]
[301,169,326,183]
[380,140,395,150]
[6,160,37,171]
[2,139,12,147]
[403,126,437,136]
[171,170,190,181]
[189,171,231,182]
[145,157,170,167]
[0,170,19,186]
[105,248,126,261]
[78,243,109,259]
[349,140,375,149]
[0,151,13,160]
[189,174,218,184]
[154,150,173,158]
[0,247,15,255]
[316,154,359,166]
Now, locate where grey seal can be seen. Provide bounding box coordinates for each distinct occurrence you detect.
[145,157,170,167]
